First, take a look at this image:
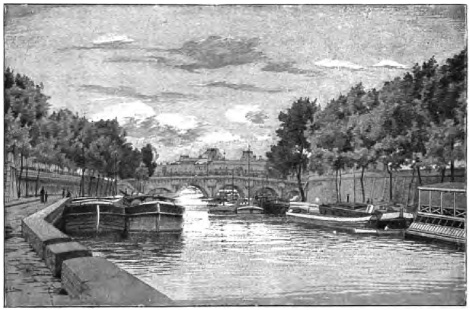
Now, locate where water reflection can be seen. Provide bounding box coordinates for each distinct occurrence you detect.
[78,200,466,306]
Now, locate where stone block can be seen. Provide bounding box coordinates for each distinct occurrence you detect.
[62,257,173,306]
[44,242,92,277]
[22,217,71,259]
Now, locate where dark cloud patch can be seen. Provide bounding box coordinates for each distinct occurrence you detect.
[122,116,207,147]
[80,84,197,102]
[245,111,268,124]
[167,35,265,70]
[262,61,325,76]
[105,56,158,64]
[202,81,284,93]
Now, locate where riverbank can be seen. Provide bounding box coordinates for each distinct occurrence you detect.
[5,197,81,306]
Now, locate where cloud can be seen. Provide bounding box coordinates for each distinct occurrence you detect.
[58,34,136,52]
[245,111,268,124]
[372,60,409,69]
[261,61,322,76]
[225,105,261,123]
[92,34,134,46]
[168,35,265,71]
[200,81,284,93]
[122,115,207,147]
[91,101,156,123]
[197,131,241,144]
[154,113,199,132]
[314,59,364,70]
[80,84,196,102]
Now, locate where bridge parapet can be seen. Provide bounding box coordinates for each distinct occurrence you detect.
[121,175,299,199]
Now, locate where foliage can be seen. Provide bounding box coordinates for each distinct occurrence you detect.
[4,68,158,197]
[267,97,320,201]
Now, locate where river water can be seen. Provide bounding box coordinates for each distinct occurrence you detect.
[77,201,466,306]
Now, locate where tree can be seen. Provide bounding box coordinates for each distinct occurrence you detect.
[267,98,320,201]
[141,143,158,177]
[134,163,149,193]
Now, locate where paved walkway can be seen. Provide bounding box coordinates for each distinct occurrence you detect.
[5,197,81,307]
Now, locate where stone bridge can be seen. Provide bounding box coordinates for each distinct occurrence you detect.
[121,176,300,199]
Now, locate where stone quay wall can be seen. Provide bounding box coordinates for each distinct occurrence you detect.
[21,198,173,306]
[305,169,466,205]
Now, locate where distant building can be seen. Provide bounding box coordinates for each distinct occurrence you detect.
[154,148,267,177]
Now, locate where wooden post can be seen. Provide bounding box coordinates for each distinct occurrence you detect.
[353,170,356,203]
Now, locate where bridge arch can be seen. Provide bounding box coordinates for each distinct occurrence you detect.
[179,183,210,198]
[147,187,173,195]
[253,186,279,198]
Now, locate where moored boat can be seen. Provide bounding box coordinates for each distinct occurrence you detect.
[63,196,125,234]
[286,201,414,232]
[255,195,290,215]
[124,195,185,232]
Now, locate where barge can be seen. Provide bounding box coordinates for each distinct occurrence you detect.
[63,196,125,234]
[124,195,185,232]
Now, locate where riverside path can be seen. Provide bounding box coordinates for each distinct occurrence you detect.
[4,196,82,307]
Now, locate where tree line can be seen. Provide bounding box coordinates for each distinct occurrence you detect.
[4,68,159,197]
[268,49,466,202]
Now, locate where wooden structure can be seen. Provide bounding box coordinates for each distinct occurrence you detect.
[406,182,466,245]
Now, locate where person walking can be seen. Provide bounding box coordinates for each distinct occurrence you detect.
[45,190,48,203]
[62,188,65,198]
[40,187,45,203]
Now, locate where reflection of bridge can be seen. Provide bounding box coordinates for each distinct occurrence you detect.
[121,176,299,199]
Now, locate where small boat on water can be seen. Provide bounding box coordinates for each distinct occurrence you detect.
[286,201,414,234]
[63,196,125,234]
[255,195,290,215]
[124,195,185,232]
[208,198,264,216]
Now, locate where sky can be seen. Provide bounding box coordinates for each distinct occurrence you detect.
[4,4,466,162]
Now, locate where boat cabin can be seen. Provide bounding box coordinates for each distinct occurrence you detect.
[406,182,466,245]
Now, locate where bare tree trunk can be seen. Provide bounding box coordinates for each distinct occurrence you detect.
[360,166,366,203]
[407,167,416,206]
[450,138,455,182]
[18,153,24,198]
[335,169,339,202]
[440,167,446,183]
[416,165,422,185]
[25,158,30,197]
[338,169,342,202]
[80,168,85,196]
[35,165,40,197]
[104,179,109,196]
[95,174,100,196]
[88,169,95,196]
[296,165,305,202]
[387,166,393,201]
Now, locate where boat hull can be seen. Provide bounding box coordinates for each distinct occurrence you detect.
[286,211,373,228]
[236,206,264,215]
[125,201,184,233]
[63,199,126,234]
